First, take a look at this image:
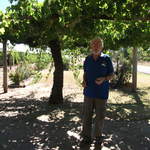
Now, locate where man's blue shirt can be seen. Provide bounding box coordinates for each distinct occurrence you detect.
[83,53,114,99]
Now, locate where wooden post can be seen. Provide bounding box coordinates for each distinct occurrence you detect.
[3,39,8,93]
[132,47,137,92]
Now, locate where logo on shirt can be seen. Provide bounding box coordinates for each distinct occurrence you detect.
[101,63,106,67]
[101,61,107,67]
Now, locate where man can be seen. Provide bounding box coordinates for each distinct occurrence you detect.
[80,37,114,146]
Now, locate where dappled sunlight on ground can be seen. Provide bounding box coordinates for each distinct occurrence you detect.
[0,95,149,150]
[37,114,51,123]
[37,110,65,123]
[0,70,150,149]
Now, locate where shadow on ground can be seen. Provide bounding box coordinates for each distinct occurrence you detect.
[0,93,150,150]
[110,86,150,105]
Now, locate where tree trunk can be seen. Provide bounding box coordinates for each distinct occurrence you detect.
[132,47,137,92]
[49,39,64,104]
[3,39,8,93]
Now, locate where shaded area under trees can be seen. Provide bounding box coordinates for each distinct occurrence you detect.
[0,92,149,150]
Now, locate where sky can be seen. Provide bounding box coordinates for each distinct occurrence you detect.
[0,0,44,12]
[0,0,11,12]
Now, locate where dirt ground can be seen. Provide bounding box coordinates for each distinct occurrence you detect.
[138,61,150,66]
[0,69,150,150]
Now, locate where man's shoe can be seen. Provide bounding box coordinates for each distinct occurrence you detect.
[94,136,104,145]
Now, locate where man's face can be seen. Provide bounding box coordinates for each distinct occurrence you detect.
[90,39,103,55]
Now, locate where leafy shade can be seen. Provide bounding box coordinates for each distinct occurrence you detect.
[0,0,150,49]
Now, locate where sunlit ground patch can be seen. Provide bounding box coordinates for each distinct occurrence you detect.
[0,111,19,117]
[37,110,65,122]
[36,114,50,122]
[67,130,80,140]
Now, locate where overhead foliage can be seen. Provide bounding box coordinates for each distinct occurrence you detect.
[0,0,149,49]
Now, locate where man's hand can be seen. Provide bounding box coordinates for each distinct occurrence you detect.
[95,77,106,85]
[81,80,87,88]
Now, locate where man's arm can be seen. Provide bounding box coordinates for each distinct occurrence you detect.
[105,73,114,81]
[95,74,114,85]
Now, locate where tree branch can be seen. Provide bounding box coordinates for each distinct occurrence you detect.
[65,14,150,28]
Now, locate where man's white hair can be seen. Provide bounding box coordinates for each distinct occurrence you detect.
[90,37,104,48]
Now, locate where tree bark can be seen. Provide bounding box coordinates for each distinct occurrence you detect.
[132,47,137,92]
[48,39,64,104]
[3,39,8,93]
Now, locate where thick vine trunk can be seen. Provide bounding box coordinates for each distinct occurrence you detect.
[49,39,64,104]
[3,39,8,93]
